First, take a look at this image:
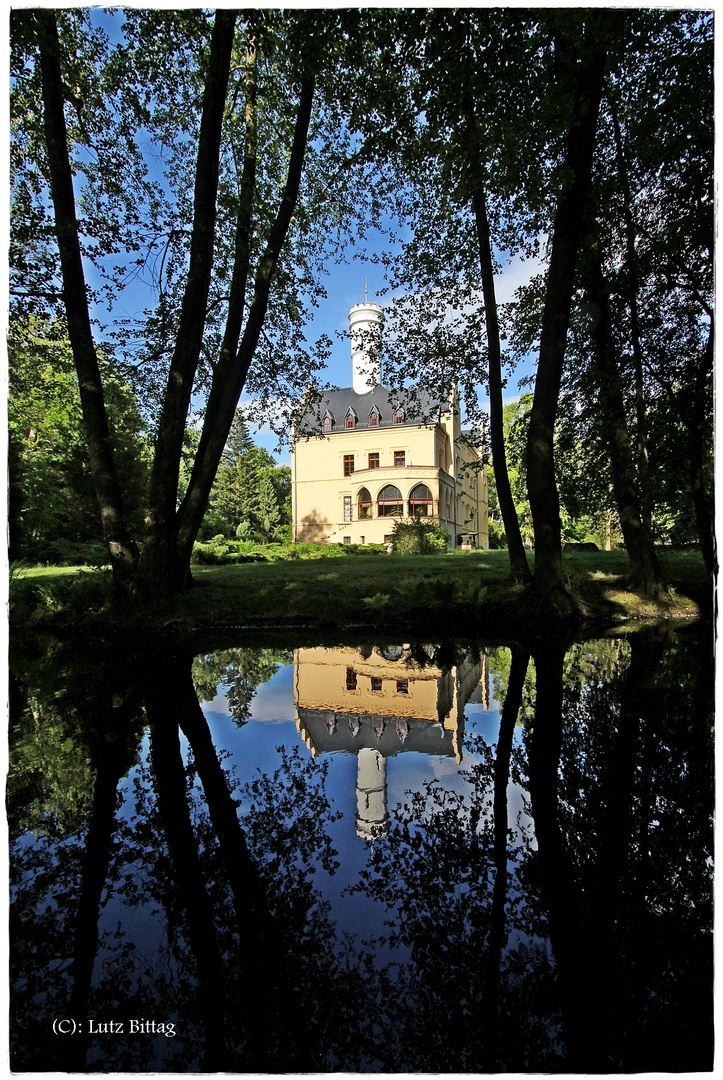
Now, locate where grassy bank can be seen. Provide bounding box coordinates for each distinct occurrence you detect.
[9,547,709,636]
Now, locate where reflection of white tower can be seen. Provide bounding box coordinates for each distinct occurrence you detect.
[348,301,384,395]
[355,747,390,840]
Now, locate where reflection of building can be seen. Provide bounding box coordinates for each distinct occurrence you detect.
[291,301,488,549]
[294,645,488,839]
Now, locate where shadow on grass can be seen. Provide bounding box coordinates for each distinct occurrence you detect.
[9,548,709,636]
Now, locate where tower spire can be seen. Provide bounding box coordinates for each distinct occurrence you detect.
[365,277,368,303]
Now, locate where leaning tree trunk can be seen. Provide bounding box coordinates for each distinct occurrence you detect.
[472,186,532,583]
[524,20,608,620]
[135,10,237,600]
[37,11,139,585]
[583,247,665,598]
[174,71,316,575]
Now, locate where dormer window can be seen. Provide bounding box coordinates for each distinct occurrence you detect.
[345,408,357,429]
[322,409,333,433]
[369,406,380,427]
[394,408,404,425]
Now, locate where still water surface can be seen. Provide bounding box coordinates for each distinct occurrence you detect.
[8,625,713,1072]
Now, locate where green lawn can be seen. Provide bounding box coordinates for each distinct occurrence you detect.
[9,547,709,634]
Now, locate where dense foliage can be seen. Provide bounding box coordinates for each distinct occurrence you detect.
[8,317,149,564]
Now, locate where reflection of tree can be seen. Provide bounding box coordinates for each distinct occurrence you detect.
[522,625,714,1072]
[9,637,146,1070]
[10,640,342,1071]
[349,626,713,1072]
[350,647,554,1072]
[191,647,291,724]
[147,705,229,1069]
[485,646,530,1066]
[7,638,144,839]
[145,650,321,1069]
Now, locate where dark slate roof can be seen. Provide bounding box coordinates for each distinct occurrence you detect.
[296,383,448,437]
[297,708,455,758]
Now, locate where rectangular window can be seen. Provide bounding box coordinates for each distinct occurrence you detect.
[384,534,392,544]
[360,536,365,545]
[346,667,357,690]
[371,676,383,692]
[368,452,380,469]
[343,455,354,477]
[396,679,409,694]
[394,451,406,467]
[369,413,378,427]
[343,495,352,522]
[343,535,351,545]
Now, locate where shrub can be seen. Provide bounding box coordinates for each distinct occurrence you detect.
[389,517,450,555]
[191,537,388,565]
[29,570,114,616]
[488,521,508,549]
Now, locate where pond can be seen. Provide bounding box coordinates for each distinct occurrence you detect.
[8,623,714,1073]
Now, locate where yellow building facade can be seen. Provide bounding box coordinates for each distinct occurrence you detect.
[291,302,489,549]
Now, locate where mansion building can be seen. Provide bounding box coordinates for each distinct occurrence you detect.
[293,644,489,839]
[291,300,489,549]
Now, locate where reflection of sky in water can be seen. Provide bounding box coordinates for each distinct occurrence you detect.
[45,656,526,954]
[193,657,527,940]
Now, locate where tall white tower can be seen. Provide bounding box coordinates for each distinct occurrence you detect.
[348,300,384,395]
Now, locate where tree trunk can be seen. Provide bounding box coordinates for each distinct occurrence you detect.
[583,248,665,597]
[524,20,607,620]
[36,11,139,585]
[686,321,716,580]
[609,90,655,552]
[136,10,237,600]
[174,72,316,571]
[472,187,532,583]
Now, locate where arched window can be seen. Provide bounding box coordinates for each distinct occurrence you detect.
[369,407,380,427]
[346,413,355,429]
[358,488,373,519]
[408,483,433,517]
[378,484,404,517]
[394,408,404,424]
[322,416,332,433]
